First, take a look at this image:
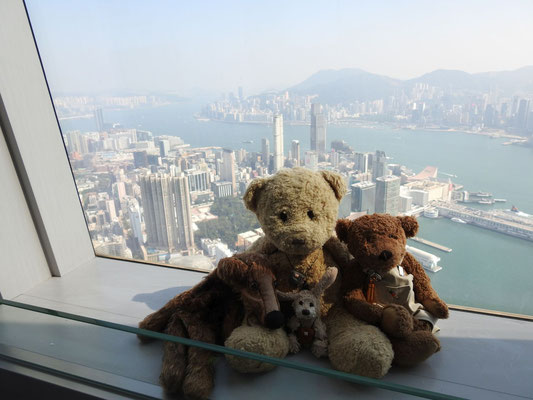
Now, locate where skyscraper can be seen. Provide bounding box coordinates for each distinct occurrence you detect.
[354,152,370,173]
[372,150,388,181]
[94,107,105,132]
[517,99,530,132]
[273,114,284,172]
[291,140,300,166]
[139,173,194,254]
[261,138,270,166]
[159,139,170,157]
[310,103,326,155]
[221,148,237,194]
[351,182,376,214]
[375,175,401,216]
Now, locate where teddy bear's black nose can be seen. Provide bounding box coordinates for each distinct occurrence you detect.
[379,250,393,261]
[265,311,285,330]
[302,309,310,316]
[292,238,306,246]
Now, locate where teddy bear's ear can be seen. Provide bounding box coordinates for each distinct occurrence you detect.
[243,178,267,212]
[335,219,351,243]
[320,170,347,201]
[397,216,419,238]
[216,257,250,288]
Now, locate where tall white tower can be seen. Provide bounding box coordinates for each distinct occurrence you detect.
[273,114,284,172]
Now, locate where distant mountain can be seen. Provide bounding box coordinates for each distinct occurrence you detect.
[288,66,533,104]
[289,68,401,104]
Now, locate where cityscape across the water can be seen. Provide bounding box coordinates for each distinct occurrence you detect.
[61,93,533,275]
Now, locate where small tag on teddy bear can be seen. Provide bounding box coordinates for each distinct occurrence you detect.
[398,266,405,276]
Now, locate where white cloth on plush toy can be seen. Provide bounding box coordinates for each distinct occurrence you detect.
[374,266,439,332]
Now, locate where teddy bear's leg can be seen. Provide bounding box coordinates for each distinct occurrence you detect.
[181,317,217,400]
[138,303,175,343]
[391,331,441,367]
[326,306,394,378]
[224,324,289,373]
[159,314,188,394]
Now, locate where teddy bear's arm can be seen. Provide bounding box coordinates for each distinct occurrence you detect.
[402,253,449,319]
[313,317,327,341]
[343,288,383,325]
[286,315,301,353]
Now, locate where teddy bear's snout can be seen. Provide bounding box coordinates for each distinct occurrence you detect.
[301,309,311,316]
[379,250,393,261]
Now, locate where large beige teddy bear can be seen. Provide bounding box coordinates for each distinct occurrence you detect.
[225,167,394,378]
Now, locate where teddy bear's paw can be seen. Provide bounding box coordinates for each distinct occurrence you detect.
[311,338,328,358]
[423,298,449,319]
[391,331,441,367]
[182,367,214,400]
[224,325,289,373]
[288,335,301,354]
[381,304,413,338]
[328,323,393,378]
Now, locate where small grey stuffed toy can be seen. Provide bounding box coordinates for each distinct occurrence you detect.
[277,267,338,358]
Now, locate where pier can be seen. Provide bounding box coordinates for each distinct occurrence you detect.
[410,237,452,253]
[434,201,533,242]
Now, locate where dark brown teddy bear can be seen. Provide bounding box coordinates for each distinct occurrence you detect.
[336,214,449,366]
[138,253,284,399]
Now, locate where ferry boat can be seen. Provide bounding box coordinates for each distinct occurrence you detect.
[423,208,439,218]
[494,199,507,203]
[406,245,442,273]
[478,199,494,205]
[471,191,492,197]
[451,217,467,224]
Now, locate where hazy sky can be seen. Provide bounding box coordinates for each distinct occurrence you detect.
[27,0,533,96]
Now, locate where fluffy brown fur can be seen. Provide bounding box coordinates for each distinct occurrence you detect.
[336,214,449,366]
[138,253,282,399]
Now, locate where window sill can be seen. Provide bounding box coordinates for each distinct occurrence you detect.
[1,257,532,399]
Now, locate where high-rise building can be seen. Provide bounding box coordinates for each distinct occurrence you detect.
[291,140,300,166]
[354,152,370,173]
[372,150,388,181]
[211,181,234,198]
[128,199,143,246]
[273,114,284,172]
[139,173,194,253]
[186,169,210,193]
[261,138,270,166]
[159,139,170,157]
[375,175,401,216]
[221,148,237,194]
[304,150,318,171]
[310,103,326,154]
[517,99,530,132]
[133,151,148,168]
[94,107,105,132]
[351,182,376,214]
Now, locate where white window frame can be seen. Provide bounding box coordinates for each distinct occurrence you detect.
[0,0,94,297]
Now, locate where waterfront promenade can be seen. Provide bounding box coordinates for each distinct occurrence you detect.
[433,201,533,242]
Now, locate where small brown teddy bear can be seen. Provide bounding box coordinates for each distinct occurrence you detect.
[138,253,284,399]
[277,267,338,358]
[336,214,449,366]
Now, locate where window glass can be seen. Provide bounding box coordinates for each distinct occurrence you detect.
[26,1,533,316]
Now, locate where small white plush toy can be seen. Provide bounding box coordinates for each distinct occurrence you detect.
[277,267,338,358]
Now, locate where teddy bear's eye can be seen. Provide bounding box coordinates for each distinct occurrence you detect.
[309,302,314,307]
[307,210,315,219]
[279,211,288,222]
[250,281,259,291]
[389,234,398,239]
[299,301,303,305]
